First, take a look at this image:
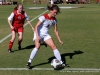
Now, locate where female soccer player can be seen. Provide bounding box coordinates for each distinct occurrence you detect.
[26,5,68,68]
[8,3,34,53]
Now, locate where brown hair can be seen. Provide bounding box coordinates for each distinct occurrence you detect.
[47,5,60,13]
[14,3,23,11]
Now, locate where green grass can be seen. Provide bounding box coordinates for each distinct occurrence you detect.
[0,4,100,75]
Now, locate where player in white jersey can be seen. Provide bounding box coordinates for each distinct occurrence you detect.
[26,5,69,69]
[50,0,54,6]
[33,13,57,41]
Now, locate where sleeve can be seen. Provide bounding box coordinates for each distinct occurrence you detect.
[25,13,30,21]
[38,16,45,22]
[8,12,14,20]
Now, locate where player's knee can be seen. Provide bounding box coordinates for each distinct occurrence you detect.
[51,45,56,50]
[18,36,23,40]
[35,45,40,49]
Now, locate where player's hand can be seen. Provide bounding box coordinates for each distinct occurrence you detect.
[36,35,40,42]
[59,40,63,46]
[10,26,14,30]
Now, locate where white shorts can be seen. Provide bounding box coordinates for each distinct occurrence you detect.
[33,32,51,42]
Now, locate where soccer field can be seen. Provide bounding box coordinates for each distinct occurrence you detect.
[0,4,100,75]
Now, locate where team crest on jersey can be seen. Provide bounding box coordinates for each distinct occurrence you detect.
[18,16,21,20]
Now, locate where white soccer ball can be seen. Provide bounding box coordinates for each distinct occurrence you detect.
[51,59,61,69]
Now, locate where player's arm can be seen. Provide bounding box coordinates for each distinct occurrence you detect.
[54,24,63,45]
[34,20,42,41]
[27,21,34,31]
[8,12,14,29]
[25,13,34,31]
[35,15,45,41]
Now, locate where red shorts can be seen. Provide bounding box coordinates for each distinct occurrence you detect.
[12,27,24,32]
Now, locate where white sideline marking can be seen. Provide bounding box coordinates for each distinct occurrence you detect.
[0,10,48,44]
[0,68,100,71]
[28,6,81,10]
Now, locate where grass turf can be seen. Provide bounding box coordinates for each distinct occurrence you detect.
[0,4,100,75]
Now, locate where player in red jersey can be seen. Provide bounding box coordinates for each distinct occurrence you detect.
[8,3,34,53]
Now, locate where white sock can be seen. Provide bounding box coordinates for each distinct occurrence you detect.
[28,47,38,63]
[53,49,63,64]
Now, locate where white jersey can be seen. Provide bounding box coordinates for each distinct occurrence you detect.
[38,14,57,35]
[33,14,57,41]
[51,0,54,5]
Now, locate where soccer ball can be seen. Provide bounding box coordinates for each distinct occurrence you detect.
[51,59,61,69]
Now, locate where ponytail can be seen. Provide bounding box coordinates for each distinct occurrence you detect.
[47,5,60,13]
[47,5,51,11]
[14,7,17,11]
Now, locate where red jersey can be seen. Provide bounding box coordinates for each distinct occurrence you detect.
[12,10,25,28]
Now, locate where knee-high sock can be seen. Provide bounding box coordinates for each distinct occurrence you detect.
[53,49,63,64]
[8,41,13,50]
[28,47,38,63]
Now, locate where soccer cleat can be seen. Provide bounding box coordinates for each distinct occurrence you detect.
[61,63,70,67]
[18,45,21,50]
[8,49,14,53]
[26,62,31,68]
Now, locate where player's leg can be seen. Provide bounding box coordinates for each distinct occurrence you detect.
[45,38,69,67]
[27,33,41,68]
[18,27,24,50]
[44,35,69,67]
[18,32,23,50]
[8,31,16,53]
[45,38,63,63]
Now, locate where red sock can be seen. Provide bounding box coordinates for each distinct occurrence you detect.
[8,41,13,50]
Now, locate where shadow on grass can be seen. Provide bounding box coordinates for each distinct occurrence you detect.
[48,50,84,64]
[29,50,84,70]
[14,43,47,52]
[14,45,35,52]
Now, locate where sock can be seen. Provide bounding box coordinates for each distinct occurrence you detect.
[18,40,22,45]
[28,47,38,63]
[8,41,13,50]
[53,49,63,64]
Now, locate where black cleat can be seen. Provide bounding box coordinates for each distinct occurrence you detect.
[18,45,21,50]
[8,49,14,53]
[26,62,31,69]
